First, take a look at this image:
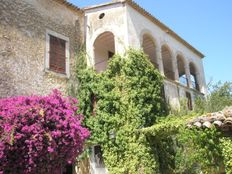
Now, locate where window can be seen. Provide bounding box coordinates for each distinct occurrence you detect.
[108,51,114,60]
[186,92,193,110]
[45,30,70,77]
[93,145,105,168]
[49,35,66,73]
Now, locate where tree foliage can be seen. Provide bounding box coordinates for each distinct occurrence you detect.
[195,81,232,114]
[0,90,90,174]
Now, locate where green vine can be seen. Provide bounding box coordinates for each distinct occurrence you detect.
[142,113,231,174]
[71,48,232,174]
[220,138,232,174]
[74,49,166,173]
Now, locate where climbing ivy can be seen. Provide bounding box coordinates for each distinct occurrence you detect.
[71,48,232,174]
[142,113,232,174]
[73,49,167,173]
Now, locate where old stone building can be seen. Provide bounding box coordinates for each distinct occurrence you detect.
[0,0,207,106]
[0,0,83,98]
[0,0,207,174]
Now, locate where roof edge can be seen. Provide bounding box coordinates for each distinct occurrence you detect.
[83,0,205,58]
[83,1,123,11]
[125,0,204,58]
[54,0,84,14]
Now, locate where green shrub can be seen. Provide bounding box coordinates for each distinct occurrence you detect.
[220,138,232,174]
[74,49,167,174]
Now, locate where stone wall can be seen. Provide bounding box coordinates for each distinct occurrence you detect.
[0,0,83,98]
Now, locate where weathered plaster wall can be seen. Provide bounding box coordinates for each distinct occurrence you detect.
[125,4,207,107]
[85,3,128,67]
[126,4,207,94]
[0,0,83,98]
[84,2,207,108]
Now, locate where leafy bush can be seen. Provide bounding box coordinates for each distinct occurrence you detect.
[72,47,232,174]
[220,138,232,174]
[175,127,223,174]
[0,90,90,174]
[143,109,232,174]
[75,49,167,174]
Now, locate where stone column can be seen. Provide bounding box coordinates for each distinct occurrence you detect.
[173,56,179,82]
[156,46,164,76]
[195,72,201,92]
[185,64,192,88]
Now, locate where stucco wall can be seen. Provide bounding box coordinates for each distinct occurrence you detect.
[0,0,83,98]
[85,3,128,67]
[126,5,207,94]
[84,2,207,108]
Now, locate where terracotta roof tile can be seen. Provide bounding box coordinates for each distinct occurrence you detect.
[187,106,232,131]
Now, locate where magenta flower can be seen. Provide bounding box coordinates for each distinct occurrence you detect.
[0,90,90,174]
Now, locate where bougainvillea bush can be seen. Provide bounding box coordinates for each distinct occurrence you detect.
[0,90,90,174]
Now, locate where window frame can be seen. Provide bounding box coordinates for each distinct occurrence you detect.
[45,29,70,78]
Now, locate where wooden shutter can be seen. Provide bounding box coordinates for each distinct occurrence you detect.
[49,35,66,74]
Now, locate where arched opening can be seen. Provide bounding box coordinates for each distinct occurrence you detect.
[161,45,175,80]
[93,32,115,73]
[189,62,200,91]
[177,55,187,86]
[142,34,158,69]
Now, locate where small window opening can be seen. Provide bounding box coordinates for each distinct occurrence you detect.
[186,92,193,110]
[99,13,105,19]
[108,51,114,59]
[94,145,105,168]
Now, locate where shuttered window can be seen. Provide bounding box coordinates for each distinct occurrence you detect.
[49,35,66,74]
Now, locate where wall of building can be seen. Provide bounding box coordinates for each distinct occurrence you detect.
[0,0,83,98]
[85,3,128,68]
[126,4,207,107]
[84,2,207,108]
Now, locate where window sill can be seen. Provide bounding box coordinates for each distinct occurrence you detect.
[44,69,70,79]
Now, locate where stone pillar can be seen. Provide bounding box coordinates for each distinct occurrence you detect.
[156,46,164,76]
[173,56,179,82]
[185,64,192,88]
[195,72,201,92]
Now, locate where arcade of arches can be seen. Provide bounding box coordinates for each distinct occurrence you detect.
[92,31,201,93]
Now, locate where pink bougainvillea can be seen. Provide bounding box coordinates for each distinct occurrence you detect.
[0,90,90,174]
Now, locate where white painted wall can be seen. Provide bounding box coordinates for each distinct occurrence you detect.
[125,4,207,107]
[85,3,128,68]
[126,4,206,93]
[84,2,208,173]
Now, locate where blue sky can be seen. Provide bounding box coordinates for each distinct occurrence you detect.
[68,0,232,84]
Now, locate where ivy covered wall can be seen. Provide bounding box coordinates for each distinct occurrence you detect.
[71,48,232,174]
[72,49,167,173]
